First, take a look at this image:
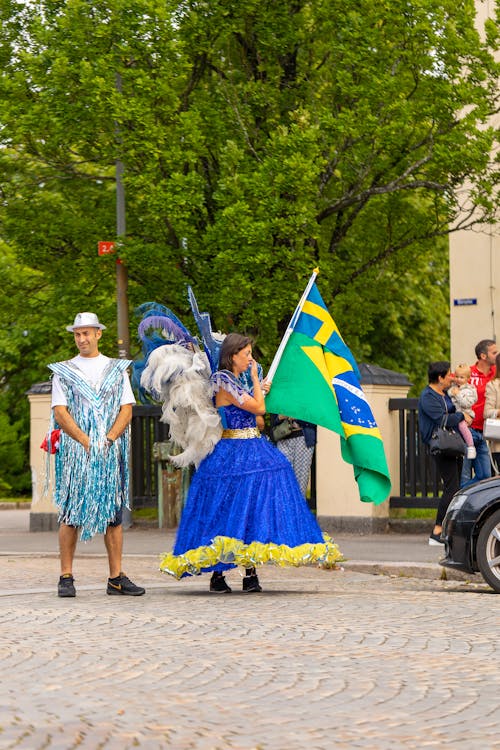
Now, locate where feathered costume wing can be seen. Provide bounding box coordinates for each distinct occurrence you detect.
[187,286,225,375]
[134,303,222,468]
[141,343,222,467]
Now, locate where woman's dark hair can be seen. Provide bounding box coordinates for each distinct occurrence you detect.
[219,333,252,372]
[428,361,450,383]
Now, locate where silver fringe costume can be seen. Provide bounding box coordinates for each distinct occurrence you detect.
[48,358,131,541]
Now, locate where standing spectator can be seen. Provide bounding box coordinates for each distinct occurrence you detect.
[49,312,145,598]
[418,361,470,546]
[270,415,317,499]
[484,352,500,472]
[461,339,498,487]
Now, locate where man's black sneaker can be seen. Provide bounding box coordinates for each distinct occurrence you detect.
[58,574,76,598]
[209,572,232,593]
[242,573,262,593]
[107,573,145,596]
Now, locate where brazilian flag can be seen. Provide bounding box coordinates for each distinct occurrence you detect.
[265,281,391,505]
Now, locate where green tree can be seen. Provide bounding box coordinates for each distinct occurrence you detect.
[0,0,498,489]
[2,0,498,331]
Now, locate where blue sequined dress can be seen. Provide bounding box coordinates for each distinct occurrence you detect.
[160,374,342,578]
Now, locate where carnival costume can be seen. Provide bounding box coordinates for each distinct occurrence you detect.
[48,358,131,541]
[136,296,343,580]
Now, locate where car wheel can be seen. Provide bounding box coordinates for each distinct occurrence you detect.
[476,509,500,593]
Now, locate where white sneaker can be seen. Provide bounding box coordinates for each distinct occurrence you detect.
[466,446,477,459]
[428,533,444,546]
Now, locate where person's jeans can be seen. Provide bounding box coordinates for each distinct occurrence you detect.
[460,428,491,488]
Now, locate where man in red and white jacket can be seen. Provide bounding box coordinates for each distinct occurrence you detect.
[462,338,498,487]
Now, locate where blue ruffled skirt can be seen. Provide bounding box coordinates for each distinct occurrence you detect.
[160,435,343,578]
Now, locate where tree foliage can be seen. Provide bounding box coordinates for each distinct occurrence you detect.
[0,0,498,490]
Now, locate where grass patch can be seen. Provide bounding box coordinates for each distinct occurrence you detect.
[132,507,158,521]
[0,496,31,504]
[404,508,435,519]
[390,508,435,519]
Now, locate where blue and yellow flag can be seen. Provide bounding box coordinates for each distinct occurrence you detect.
[265,280,391,505]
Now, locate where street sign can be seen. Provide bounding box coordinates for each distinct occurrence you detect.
[98,241,116,256]
[453,298,477,306]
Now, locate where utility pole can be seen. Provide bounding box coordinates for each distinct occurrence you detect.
[116,158,129,359]
[115,72,132,530]
[115,73,130,360]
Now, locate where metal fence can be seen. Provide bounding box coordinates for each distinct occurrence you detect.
[388,398,441,509]
[130,405,169,509]
[131,400,440,511]
[130,405,318,512]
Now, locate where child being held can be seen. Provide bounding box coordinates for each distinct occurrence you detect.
[448,364,477,459]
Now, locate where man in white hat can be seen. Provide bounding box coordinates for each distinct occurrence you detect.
[48,312,145,597]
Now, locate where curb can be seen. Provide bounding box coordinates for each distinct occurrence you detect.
[387,519,434,534]
[342,560,481,584]
[0,502,31,510]
[0,550,484,586]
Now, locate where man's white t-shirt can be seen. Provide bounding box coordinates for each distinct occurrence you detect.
[51,354,135,407]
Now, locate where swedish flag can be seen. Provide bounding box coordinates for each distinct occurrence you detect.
[265,279,391,505]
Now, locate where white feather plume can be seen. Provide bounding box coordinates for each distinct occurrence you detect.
[140,344,222,467]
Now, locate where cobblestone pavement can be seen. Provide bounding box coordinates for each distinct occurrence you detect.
[1,555,499,750]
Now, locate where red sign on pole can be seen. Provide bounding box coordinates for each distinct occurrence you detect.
[98,241,116,256]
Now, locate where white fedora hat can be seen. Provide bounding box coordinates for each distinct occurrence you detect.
[66,312,107,332]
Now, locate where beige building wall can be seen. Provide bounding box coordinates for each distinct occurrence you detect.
[450,230,498,366]
[316,378,411,533]
[28,370,408,534]
[450,0,500,366]
[27,386,58,531]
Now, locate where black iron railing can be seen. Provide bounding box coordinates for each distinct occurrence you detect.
[132,400,439,511]
[130,405,317,511]
[388,398,441,509]
[130,405,169,508]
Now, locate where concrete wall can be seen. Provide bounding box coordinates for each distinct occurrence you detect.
[450,229,499,367]
[27,389,58,531]
[316,382,410,533]
[449,1,500,367]
[28,373,410,534]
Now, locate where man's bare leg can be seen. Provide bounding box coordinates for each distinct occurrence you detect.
[104,523,123,579]
[59,523,78,575]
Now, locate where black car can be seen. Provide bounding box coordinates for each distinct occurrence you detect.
[440,476,500,592]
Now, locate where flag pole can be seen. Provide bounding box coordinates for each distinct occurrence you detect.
[266,268,319,383]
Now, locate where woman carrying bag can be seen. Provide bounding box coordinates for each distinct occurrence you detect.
[418,361,471,546]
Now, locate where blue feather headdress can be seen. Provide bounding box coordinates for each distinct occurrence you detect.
[133,302,198,401]
[188,286,225,374]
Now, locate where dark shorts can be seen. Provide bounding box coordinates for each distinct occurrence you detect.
[64,507,123,529]
[108,507,123,527]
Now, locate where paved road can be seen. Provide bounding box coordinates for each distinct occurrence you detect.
[1,511,499,749]
[0,508,457,566]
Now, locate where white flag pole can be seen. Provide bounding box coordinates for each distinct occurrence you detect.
[265,268,319,384]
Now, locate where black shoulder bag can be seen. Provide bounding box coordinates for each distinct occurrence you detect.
[429,401,466,458]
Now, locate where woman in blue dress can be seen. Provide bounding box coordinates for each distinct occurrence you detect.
[160,333,343,592]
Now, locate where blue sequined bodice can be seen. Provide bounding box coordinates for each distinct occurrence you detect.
[219,404,257,430]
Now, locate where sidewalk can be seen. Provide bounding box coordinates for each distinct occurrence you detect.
[0,508,471,583]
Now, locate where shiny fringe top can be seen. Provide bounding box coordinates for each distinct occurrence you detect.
[48,358,132,541]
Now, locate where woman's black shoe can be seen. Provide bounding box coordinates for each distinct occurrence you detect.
[242,573,262,593]
[209,572,232,593]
